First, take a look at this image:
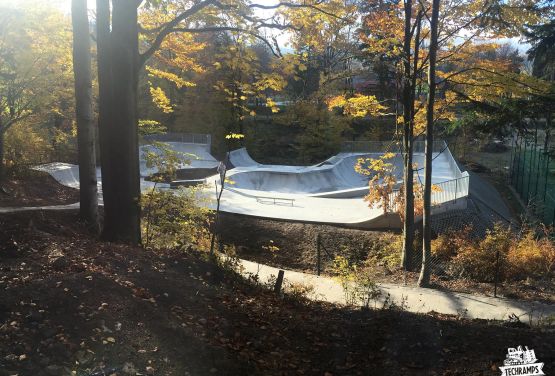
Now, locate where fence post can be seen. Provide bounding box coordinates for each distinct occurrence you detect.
[274,270,285,294]
[494,249,500,298]
[316,234,321,276]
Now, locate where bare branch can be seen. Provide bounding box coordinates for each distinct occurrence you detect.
[170,26,283,57]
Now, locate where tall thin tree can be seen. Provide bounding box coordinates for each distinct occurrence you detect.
[418,0,441,287]
[401,0,415,271]
[72,0,99,229]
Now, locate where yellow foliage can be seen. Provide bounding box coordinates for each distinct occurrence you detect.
[149,85,173,113]
[146,66,196,89]
[225,133,245,140]
[506,232,555,280]
[327,94,387,118]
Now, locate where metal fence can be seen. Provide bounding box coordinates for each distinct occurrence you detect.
[509,133,555,225]
[342,140,449,154]
[143,133,211,145]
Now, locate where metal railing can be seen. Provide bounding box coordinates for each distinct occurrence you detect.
[342,140,448,154]
[255,196,295,206]
[143,133,211,145]
[386,174,470,213]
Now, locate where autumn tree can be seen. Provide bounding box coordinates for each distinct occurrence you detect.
[94,0,350,243]
[359,0,552,277]
[0,4,74,185]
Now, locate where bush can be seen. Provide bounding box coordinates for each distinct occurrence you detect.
[332,255,381,308]
[365,233,402,272]
[141,186,212,250]
[5,122,54,174]
[506,231,555,280]
[432,223,554,282]
[431,226,472,261]
[448,224,512,282]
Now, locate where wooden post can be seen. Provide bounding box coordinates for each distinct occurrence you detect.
[316,234,321,276]
[274,270,285,294]
[494,249,500,298]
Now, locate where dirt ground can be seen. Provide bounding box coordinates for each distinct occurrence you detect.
[0,171,79,207]
[1,210,554,376]
[218,213,554,304]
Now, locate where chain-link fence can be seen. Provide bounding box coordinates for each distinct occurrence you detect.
[509,133,555,225]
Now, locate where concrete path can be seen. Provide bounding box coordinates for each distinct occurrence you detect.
[238,259,555,325]
[0,203,80,213]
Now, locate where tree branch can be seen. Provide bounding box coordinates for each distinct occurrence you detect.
[139,0,218,66]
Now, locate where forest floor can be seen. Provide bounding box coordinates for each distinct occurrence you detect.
[0,171,78,207]
[0,210,554,376]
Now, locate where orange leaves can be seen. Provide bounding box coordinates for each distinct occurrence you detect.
[356,154,398,214]
[360,5,404,58]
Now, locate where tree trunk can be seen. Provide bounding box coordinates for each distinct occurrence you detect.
[0,124,4,185]
[418,0,441,287]
[72,0,99,229]
[96,0,141,244]
[401,0,414,270]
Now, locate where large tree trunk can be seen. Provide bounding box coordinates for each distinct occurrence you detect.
[418,0,441,287]
[0,124,5,185]
[96,0,141,244]
[401,0,415,270]
[72,0,99,229]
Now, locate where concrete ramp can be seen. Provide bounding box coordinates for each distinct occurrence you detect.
[228,147,259,167]
[35,139,218,193]
[209,144,470,228]
[139,142,218,177]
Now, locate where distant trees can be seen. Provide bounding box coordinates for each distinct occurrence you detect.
[0,5,73,184]
[525,21,555,80]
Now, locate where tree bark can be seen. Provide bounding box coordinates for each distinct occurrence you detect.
[96,0,141,244]
[107,0,140,244]
[418,0,441,287]
[401,0,415,271]
[0,122,4,185]
[72,0,99,229]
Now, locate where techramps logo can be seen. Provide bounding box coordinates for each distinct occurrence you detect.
[499,346,545,376]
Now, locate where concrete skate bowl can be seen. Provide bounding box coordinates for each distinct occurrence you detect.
[215,143,471,228]
[228,150,404,198]
[35,133,219,193]
[140,134,219,186]
[226,147,457,198]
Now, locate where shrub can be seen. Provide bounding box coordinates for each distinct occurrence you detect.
[506,231,555,280]
[332,255,381,308]
[5,122,55,174]
[449,224,512,282]
[141,186,212,250]
[365,233,402,272]
[431,226,473,261]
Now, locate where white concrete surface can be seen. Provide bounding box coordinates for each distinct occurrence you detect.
[238,259,555,324]
[34,141,470,228]
[210,147,469,228]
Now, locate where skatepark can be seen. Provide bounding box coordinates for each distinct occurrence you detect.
[36,134,470,229]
